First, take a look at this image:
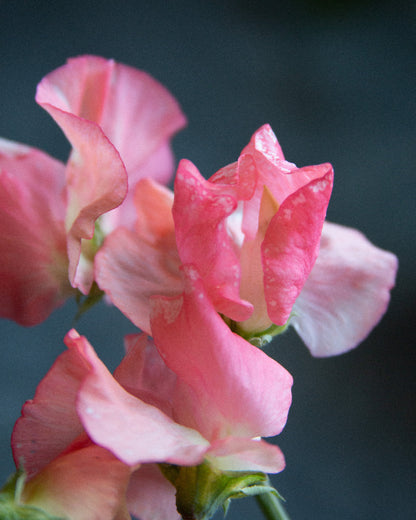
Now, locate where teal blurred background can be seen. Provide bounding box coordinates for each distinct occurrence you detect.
[0,1,414,518]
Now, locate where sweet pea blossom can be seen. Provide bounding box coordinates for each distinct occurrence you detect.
[0,55,186,325]
[96,124,397,356]
[11,272,292,520]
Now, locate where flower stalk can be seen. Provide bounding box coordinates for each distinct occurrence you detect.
[255,488,291,520]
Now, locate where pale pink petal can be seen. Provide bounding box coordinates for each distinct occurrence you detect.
[97,60,186,183]
[68,330,209,466]
[151,266,293,442]
[173,159,253,321]
[127,465,179,520]
[113,143,176,230]
[292,222,398,357]
[95,227,182,334]
[207,437,285,474]
[95,179,182,332]
[262,167,334,326]
[131,178,176,245]
[0,139,71,325]
[238,187,279,334]
[12,335,90,477]
[22,445,131,520]
[114,334,177,417]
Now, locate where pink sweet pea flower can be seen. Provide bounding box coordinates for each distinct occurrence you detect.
[96,124,397,357]
[12,283,292,518]
[0,55,186,325]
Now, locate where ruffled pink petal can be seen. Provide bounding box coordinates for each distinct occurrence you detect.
[239,125,332,240]
[173,159,253,321]
[292,221,398,357]
[262,166,334,326]
[36,55,184,292]
[207,437,285,474]
[36,55,186,182]
[22,445,131,520]
[68,330,210,466]
[0,139,71,325]
[127,465,179,520]
[36,61,128,292]
[151,266,293,442]
[36,57,186,283]
[12,334,90,477]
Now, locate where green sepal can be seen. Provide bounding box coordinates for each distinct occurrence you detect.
[0,470,65,520]
[224,316,292,348]
[159,461,282,520]
[74,281,104,322]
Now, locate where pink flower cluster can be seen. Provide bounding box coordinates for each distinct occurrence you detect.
[0,56,397,520]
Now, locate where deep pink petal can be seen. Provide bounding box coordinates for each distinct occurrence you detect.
[68,330,209,466]
[261,166,334,326]
[173,159,253,321]
[292,222,398,357]
[127,465,179,520]
[207,437,285,474]
[239,125,332,240]
[12,334,90,477]
[151,266,293,441]
[22,445,131,520]
[0,139,71,325]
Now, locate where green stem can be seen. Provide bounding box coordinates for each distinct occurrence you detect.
[255,491,291,520]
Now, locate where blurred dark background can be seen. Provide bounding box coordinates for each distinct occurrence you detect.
[0,1,414,518]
